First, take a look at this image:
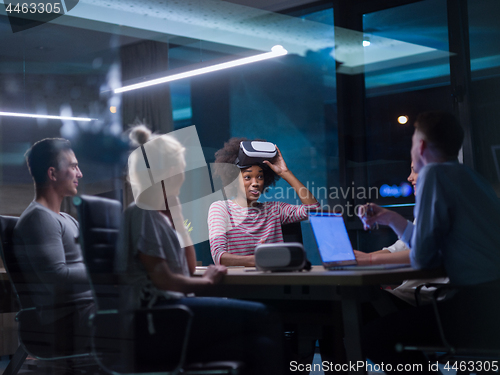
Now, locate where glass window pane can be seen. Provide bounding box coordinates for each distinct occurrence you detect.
[468,0,500,193]
[362,0,452,208]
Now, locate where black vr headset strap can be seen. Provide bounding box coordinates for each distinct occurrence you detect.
[141,144,170,223]
[302,259,312,272]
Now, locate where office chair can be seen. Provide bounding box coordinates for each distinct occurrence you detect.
[282,222,303,244]
[414,282,448,307]
[0,215,93,375]
[398,283,500,373]
[74,195,241,375]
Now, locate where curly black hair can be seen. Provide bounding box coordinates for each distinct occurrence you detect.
[213,137,280,190]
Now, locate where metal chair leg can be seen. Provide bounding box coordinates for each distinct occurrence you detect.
[2,346,28,375]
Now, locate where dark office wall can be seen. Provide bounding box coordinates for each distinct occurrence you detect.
[364,85,453,205]
[190,73,231,165]
[229,54,333,206]
[0,73,102,121]
[470,76,500,194]
[0,72,104,215]
[343,85,453,251]
[189,73,231,265]
[365,75,500,197]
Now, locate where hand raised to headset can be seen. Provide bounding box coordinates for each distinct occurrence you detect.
[263,145,289,176]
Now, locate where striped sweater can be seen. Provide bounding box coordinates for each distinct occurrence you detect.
[208,200,320,264]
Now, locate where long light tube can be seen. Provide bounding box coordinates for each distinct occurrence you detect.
[0,111,96,122]
[115,45,288,94]
[380,203,415,208]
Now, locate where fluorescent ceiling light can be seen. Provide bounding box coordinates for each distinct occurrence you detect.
[0,111,96,122]
[49,1,450,76]
[114,45,288,94]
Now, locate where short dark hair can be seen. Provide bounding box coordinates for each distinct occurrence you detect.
[25,138,72,186]
[214,137,280,190]
[414,111,464,159]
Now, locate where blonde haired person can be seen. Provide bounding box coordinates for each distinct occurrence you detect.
[116,125,284,375]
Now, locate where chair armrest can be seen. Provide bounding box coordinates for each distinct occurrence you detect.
[184,361,244,374]
[428,284,484,358]
[400,283,500,361]
[91,304,194,374]
[15,306,36,315]
[414,283,449,306]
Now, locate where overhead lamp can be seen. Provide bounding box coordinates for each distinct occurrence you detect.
[115,45,288,94]
[398,115,409,125]
[0,111,96,122]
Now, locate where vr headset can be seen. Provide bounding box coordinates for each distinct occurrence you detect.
[255,243,310,272]
[235,141,277,168]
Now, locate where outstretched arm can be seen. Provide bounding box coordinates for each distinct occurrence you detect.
[353,249,410,266]
[357,203,409,237]
[263,146,317,205]
[219,253,255,267]
[139,253,227,294]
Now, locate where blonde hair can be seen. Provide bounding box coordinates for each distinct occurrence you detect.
[128,125,186,210]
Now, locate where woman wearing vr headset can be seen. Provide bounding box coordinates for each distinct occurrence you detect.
[208,137,319,266]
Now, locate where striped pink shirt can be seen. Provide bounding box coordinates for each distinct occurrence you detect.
[208,200,320,264]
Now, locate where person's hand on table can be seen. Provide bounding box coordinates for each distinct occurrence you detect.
[353,250,372,266]
[202,265,227,285]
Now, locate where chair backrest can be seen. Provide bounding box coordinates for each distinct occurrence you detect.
[73,196,189,372]
[0,215,30,308]
[282,222,303,244]
[0,215,19,268]
[73,195,122,311]
[73,195,122,274]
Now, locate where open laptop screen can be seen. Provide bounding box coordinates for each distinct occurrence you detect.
[309,213,357,267]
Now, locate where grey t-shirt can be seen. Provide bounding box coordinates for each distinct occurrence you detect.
[13,201,93,324]
[116,204,190,310]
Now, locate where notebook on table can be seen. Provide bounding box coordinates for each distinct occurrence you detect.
[308,212,410,271]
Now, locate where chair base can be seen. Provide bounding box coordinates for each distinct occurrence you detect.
[184,361,243,375]
[3,346,28,375]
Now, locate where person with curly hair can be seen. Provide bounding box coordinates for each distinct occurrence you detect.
[208,137,320,266]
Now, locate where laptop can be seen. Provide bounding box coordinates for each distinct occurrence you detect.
[308,212,410,271]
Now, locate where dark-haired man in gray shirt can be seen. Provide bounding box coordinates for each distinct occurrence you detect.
[14,138,94,346]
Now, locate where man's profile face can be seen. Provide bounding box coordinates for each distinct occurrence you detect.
[53,150,83,197]
[411,127,424,173]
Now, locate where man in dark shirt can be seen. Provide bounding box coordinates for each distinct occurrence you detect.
[14,138,94,348]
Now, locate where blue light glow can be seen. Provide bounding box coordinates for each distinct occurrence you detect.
[380,182,413,198]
